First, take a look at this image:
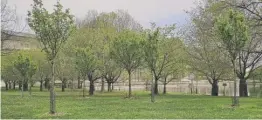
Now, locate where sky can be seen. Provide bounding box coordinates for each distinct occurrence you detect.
[5,0,198,33]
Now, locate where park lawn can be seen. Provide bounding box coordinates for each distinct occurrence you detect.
[1,88,262,119]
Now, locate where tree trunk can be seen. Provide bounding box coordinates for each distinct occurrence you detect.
[29,83,32,96]
[112,83,114,91]
[44,78,48,89]
[19,81,22,90]
[223,86,226,96]
[50,60,56,114]
[13,81,16,90]
[128,71,132,98]
[78,76,81,89]
[101,78,105,92]
[211,80,219,96]
[108,82,112,92]
[21,78,24,97]
[196,80,198,94]
[80,81,83,89]
[151,74,155,103]
[191,79,194,94]
[83,79,85,97]
[239,79,248,97]
[23,82,28,91]
[62,80,65,92]
[232,61,238,106]
[5,82,8,91]
[154,79,159,95]
[163,83,167,94]
[40,80,43,91]
[89,80,95,96]
[253,78,256,93]
[145,80,149,91]
[8,81,12,89]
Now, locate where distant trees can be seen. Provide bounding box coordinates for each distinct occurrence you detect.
[14,53,37,97]
[55,53,75,92]
[34,52,50,92]
[1,53,20,91]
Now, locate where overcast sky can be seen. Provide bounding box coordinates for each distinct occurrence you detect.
[5,0,198,32]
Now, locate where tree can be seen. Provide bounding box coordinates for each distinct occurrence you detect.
[55,53,75,92]
[159,39,187,94]
[103,59,122,92]
[77,10,143,92]
[110,30,143,98]
[208,0,262,97]
[215,9,249,105]
[224,0,262,97]
[67,24,104,96]
[75,47,102,96]
[182,1,233,96]
[1,51,21,90]
[223,0,262,27]
[143,23,178,98]
[1,63,20,91]
[27,0,75,114]
[14,53,37,97]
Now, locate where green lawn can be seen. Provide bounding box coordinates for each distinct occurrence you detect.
[1,87,262,119]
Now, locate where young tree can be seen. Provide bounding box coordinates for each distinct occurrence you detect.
[143,23,178,99]
[110,30,143,98]
[14,53,37,97]
[215,9,249,105]
[27,0,75,114]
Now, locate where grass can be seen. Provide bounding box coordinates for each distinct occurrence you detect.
[1,87,262,119]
